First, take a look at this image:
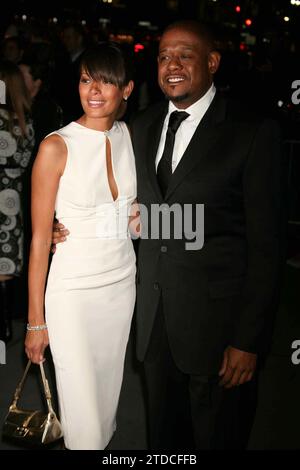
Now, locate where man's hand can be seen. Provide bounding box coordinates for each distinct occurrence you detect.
[218,346,257,388]
[129,200,141,239]
[51,222,69,253]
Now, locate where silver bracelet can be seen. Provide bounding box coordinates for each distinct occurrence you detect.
[26,323,48,331]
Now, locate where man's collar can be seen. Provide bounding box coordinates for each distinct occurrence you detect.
[168,84,216,120]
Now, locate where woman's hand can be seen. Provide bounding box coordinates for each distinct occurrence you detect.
[25,330,49,364]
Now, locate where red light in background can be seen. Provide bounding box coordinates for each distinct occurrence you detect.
[245,18,252,26]
[239,43,247,51]
[235,6,241,13]
[134,43,145,53]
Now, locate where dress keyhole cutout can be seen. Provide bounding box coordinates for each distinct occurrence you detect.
[105,136,118,202]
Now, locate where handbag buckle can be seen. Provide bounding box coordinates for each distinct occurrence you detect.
[15,427,29,437]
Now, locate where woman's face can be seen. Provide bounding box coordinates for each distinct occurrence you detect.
[78,70,125,120]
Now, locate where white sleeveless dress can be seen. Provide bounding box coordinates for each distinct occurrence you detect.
[45,121,136,450]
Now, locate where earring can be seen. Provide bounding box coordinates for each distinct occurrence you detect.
[123,96,128,102]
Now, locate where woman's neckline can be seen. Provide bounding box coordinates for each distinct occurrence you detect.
[71,121,117,133]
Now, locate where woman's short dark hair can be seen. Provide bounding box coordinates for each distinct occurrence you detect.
[79,42,133,89]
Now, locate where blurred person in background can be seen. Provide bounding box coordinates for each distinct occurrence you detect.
[18,45,63,311]
[58,24,86,123]
[19,45,63,152]
[1,37,24,64]
[0,60,34,342]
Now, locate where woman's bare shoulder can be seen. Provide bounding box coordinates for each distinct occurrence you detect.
[34,134,67,176]
[39,133,67,156]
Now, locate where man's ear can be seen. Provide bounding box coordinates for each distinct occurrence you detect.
[208,51,221,75]
[123,80,134,100]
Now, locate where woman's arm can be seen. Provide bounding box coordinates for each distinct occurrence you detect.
[25,134,67,364]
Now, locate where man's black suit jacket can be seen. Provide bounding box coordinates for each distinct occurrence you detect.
[131,93,284,376]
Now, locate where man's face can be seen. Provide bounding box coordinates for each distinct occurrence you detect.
[158,27,220,109]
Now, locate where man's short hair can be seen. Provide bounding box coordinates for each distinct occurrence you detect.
[162,20,219,52]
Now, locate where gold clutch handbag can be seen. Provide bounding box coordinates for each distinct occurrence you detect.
[2,360,63,447]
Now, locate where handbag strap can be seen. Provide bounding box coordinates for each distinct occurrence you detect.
[39,361,55,414]
[12,359,32,406]
[12,360,55,414]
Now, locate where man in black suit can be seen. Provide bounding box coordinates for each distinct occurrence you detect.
[53,21,284,450]
[130,20,283,450]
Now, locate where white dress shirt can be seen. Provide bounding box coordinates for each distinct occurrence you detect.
[155,84,216,173]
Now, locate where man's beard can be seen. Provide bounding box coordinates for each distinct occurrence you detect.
[164,92,189,103]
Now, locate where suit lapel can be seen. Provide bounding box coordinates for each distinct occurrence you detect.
[165,94,227,201]
[146,106,168,201]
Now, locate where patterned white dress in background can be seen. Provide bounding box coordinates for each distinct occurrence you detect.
[0,108,34,276]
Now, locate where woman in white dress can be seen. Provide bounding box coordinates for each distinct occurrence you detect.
[25,43,137,450]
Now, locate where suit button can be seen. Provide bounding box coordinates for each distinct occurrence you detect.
[153,282,160,290]
[161,246,167,253]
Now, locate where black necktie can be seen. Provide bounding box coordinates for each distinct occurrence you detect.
[157,111,189,197]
